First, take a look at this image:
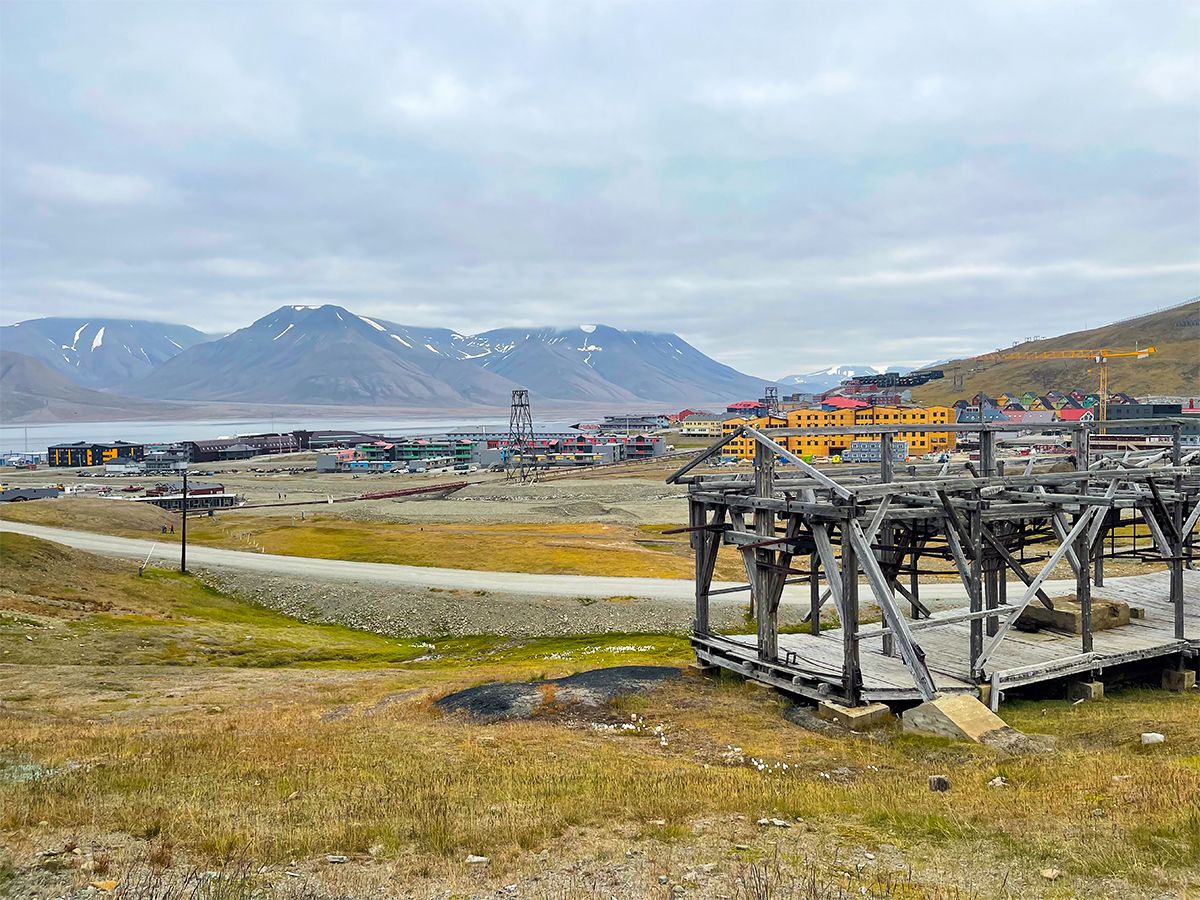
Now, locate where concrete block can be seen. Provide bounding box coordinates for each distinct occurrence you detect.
[902,693,1012,743]
[1162,669,1197,692]
[1067,680,1104,702]
[978,683,993,708]
[1018,596,1129,634]
[817,700,893,729]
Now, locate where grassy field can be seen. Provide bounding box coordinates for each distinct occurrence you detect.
[0,497,756,580]
[2,532,1198,898]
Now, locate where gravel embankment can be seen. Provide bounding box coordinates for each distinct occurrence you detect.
[199,568,754,637]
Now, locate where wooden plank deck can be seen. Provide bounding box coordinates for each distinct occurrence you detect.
[706,570,1197,703]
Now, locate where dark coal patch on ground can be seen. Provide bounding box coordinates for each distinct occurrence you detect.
[436,665,681,723]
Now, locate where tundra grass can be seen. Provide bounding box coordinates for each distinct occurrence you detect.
[1,499,748,578]
[2,532,1198,896]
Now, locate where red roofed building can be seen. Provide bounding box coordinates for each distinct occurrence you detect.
[726,400,768,416]
[1056,408,1095,422]
[821,396,870,410]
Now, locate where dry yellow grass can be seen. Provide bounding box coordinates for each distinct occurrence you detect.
[1,533,1198,898]
[1,498,756,579]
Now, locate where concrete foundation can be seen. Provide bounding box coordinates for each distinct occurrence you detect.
[1018,596,1130,634]
[1162,668,1197,692]
[902,693,1012,743]
[1067,680,1104,702]
[817,700,893,729]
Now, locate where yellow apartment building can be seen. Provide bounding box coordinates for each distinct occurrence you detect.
[720,406,956,460]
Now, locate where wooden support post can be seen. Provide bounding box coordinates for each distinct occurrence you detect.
[980,429,996,478]
[690,500,711,636]
[880,432,895,656]
[984,548,999,637]
[969,501,984,678]
[1172,424,1185,640]
[840,521,861,706]
[1094,510,1106,587]
[809,551,821,636]
[1076,514,1093,653]
[1072,428,1089,471]
[880,432,895,484]
[909,535,921,619]
[754,441,777,661]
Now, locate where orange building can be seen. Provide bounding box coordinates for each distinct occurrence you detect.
[720,406,956,460]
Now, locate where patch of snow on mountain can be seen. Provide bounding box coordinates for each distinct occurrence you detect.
[359,315,386,332]
[71,324,87,350]
[389,334,411,348]
[91,327,105,350]
[424,343,441,355]
[274,324,294,341]
[167,338,182,350]
[580,324,596,334]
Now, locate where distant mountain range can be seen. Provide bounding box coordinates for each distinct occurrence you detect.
[0,317,210,388]
[1,305,775,415]
[778,365,913,394]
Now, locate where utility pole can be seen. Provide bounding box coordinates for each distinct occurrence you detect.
[180,467,188,574]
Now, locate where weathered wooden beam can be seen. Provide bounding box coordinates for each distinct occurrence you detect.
[840,522,861,706]
[666,428,745,483]
[975,505,1101,671]
[742,426,854,500]
[847,520,938,700]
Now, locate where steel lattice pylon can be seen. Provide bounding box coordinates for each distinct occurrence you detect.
[506,389,537,482]
[764,385,779,416]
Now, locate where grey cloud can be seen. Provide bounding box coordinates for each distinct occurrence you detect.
[0,0,1196,378]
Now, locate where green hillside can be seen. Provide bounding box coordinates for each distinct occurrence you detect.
[911,298,1200,406]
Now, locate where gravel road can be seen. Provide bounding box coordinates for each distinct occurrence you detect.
[3,519,1124,639]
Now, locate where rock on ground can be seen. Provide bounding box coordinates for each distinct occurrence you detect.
[436,665,681,722]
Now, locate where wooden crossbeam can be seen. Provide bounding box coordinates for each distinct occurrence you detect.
[975,505,1101,671]
[847,520,937,700]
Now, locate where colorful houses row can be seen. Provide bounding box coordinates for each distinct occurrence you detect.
[956,389,1138,413]
[318,433,669,473]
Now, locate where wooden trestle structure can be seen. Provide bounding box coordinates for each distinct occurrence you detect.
[669,420,1200,709]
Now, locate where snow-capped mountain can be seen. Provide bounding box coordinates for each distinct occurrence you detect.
[778,365,916,394]
[125,305,518,405]
[779,365,881,393]
[123,306,774,406]
[454,324,771,403]
[0,317,210,387]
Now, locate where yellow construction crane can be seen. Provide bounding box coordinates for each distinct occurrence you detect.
[974,345,1156,422]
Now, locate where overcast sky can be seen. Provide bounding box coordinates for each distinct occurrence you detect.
[1,1,1197,378]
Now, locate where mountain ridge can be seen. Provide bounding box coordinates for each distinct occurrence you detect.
[910,298,1200,405]
[0,317,210,388]
[122,305,774,406]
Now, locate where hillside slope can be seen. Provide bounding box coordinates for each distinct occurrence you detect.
[0,351,178,420]
[0,317,210,387]
[125,306,774,406]
[911,299,1200,405]
[129,306,518,405]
